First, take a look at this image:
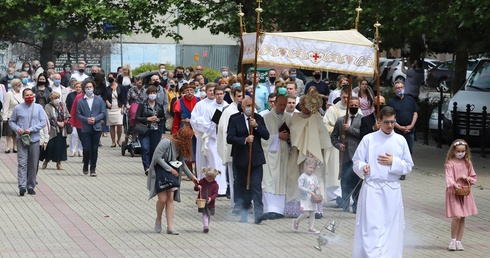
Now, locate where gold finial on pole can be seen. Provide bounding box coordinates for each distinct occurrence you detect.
[355,0,362,30]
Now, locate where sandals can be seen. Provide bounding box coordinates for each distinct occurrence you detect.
[308,228,320,234]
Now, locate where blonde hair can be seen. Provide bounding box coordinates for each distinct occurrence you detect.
[202,167,221,178]
[446,139,471,168]
[50,91,61,99]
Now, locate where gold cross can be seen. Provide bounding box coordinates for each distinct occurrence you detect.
[237,3,243,10]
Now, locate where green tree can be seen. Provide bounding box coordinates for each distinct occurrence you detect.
[0,0,184,66]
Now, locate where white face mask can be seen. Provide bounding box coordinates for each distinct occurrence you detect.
[53,99,61,105]
[455,152,466,159]
[222,71,229,77]
[200,92,206,98]
[148,94,157,101]
[244,107,253,116]
[160,69,166,73]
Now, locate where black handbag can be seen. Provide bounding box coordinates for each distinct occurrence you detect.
[155,164,180,191]
[133,123,148,135]
[65,122,73,134]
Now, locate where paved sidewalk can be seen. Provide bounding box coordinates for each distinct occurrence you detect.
[0,137,489,257]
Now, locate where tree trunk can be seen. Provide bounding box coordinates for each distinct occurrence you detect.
[453,50,468,95]
[40,34,56,68]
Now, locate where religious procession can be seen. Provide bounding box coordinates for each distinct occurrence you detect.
[1,1,485,257]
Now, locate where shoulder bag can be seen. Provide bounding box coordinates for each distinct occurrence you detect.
[155,142,183,191]
[21,105,34,147]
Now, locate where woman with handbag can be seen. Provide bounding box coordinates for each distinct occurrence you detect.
[42,92,71,170]
[136,85,165,175]
[147,126,198,235]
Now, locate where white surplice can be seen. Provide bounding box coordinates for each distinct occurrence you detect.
[190,97,217,178]
[217,102,239,206]
[352,129,414,258]
[261,109,291,214]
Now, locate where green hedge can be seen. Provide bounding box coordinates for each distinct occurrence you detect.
[132,63,221,81]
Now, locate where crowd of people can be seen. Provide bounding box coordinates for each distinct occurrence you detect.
[0,60,478,256]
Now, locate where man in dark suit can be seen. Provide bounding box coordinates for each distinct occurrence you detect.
[76,80,107,177]
[227,97,270,224]
[360,96,386,139]
[331,97,363,213]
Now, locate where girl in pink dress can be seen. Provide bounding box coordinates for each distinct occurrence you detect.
[445,139,478,251]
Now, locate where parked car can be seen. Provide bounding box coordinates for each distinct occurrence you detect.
[387,58,442,86]
[442,59,490,146]
[425,60,478,92]
[365,57,391,86]
[429,97,450,142]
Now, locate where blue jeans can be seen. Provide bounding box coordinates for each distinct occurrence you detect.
[140,129,163,170]
[79,129,102,171]
[396,130,415,154]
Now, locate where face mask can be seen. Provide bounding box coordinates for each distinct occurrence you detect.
[152,81,160,86]
[277,87,287,95]
[24,67,30,71]
[244,107,253,116]
[269,77,276,83]
[91,72,97,77]
[162,76,168,80]
[53,99,61,105]
[290,74,297,80]
[169,84,175,88]
[160,69,166,73]
[54,79,61,85]
[79,69,85,73]
[185,72,190,76]
[22,78,29,84]
[7,75,14,79]
[200,92,206,98]
[222,71,229,77]
[38,81,46,86]
[148,94,157,101]
[136,84,142,88]
[233,82,241,88]
[313,74,321,80]
[349,107,359,115]
[85,89,93,96]
[397,89,405,95]
[65,67,70,72]
[108,78,115,84]
[175,73,183,79]
[455,152,466,159]
[24,96,35,104]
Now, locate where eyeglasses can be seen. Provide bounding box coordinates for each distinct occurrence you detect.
[382,119,396,124]
[453,141,467,146]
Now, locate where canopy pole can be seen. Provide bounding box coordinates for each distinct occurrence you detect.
[247,0,263,190]
[374,18,382,120]
[237,4,246,94]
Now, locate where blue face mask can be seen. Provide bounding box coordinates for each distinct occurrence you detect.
[8,75,14,79]
[277,87,287,95]
[290,74,297,80]
[22,78,29,84]
[85,89,94,96]
[233,82,241,88]
[397,89,405,95]
[163,76,168,80]
[54,79,61,85]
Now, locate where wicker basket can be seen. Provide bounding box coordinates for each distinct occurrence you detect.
[455,178,471,196]
[196,198,206,208]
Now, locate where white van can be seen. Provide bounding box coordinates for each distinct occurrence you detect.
[443,59,490,146]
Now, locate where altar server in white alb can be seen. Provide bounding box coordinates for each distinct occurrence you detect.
[352,106,413,258]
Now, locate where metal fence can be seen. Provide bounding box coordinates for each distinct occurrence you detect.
[176,44,240,72]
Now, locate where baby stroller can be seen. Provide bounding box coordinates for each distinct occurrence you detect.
[121,103,142,157]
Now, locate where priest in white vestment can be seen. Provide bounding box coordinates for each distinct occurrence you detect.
[204,86,229,195]
[261,95,291,218]
[352,106,413,258]
[217,87,244,207]
[190,83,217,178]
[285,90,331,217]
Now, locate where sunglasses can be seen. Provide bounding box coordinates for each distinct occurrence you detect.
[382,119,396,124]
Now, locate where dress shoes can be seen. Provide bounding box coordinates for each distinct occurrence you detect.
[254,213,269,224]
[83,164,89,175]
[400,175,406,180]
[27,189,36,195]
[5,149,11,154]
[154,223,162,233]
[42,161,48,169]
[166,229,179,235]
[13,149,17,153]
[268,212,284,220]
[19,188,26,196]
[315,213,323,219]
[90,171,97,177]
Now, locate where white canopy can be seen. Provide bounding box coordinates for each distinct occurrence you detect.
[242,29,377,76]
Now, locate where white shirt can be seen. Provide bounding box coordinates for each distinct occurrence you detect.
[84,94,94,111]
[71,72,89,82]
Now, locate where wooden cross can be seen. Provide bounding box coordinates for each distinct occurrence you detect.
[237,3,243,11]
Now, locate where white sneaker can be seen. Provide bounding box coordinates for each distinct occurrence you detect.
[447,240,456,251]
[456,241,464,251]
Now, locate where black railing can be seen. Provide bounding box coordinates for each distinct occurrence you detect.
[451,102,488,157]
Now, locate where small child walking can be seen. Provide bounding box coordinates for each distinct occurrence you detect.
[445,139,478,251]
[194,168,220,233]
[292,157,321,234]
